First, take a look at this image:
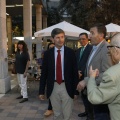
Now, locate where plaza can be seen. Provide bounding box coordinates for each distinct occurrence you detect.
[0,74,86,120]
[0,0,120,120]
[0,1,86,119]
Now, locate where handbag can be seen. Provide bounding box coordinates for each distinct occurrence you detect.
[12,63,17,74]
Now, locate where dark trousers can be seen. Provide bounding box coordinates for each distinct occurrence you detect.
[81,91,94,120]
[81,90,89,113]
[93,104,110,120]
[48,99,52,110]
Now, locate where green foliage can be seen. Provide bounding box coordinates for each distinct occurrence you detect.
[47,7,62,27]
[12,15,23,36]
[12,15,36,36]
[59,0,120,30]
[12,25,21,37]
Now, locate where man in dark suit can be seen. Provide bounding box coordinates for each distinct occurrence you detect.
[39,28,78,120]
[76,33,92,118]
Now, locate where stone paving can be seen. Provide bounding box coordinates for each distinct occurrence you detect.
[0,74,86,120]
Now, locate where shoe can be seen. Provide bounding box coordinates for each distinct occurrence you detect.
[44,110,53,116]
[19,98,28,103]
[78,112,87,117]
[16,95,23,99]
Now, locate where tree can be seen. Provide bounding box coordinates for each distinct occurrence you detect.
[12,15,36,36]
[12,15,23,36]
[47,7,62,27]
[59,0,120,30]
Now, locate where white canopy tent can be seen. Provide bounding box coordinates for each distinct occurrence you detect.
[106,23,120,32]
[34,21,89,40]
[106,23,120,38]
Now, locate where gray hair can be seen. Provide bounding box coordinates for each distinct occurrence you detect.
[111,33,120,47]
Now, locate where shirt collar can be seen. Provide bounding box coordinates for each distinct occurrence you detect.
[55,46,64,52]
[93,40,104,49]
[82,43,88,48]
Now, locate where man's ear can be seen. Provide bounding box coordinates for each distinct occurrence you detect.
[50,37,54,43]
[116,48,120,54]
[99,33,104,38]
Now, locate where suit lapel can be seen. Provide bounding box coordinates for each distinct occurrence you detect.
[89,40,105,66]
[77,48,81,63]
[80,44,88,60]
[64,46,67,75]
[85,41,105,75]
[50,48,55,74]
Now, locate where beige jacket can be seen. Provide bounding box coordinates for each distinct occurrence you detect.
[87,63,120,120]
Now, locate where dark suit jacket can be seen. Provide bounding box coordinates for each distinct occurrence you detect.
[39,46,79,99]
[76,44,93,80]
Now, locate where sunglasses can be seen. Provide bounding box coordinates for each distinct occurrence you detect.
[107,45,120,49]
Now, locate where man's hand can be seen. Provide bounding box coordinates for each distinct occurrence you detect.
[77,80,86,92]
[23,72,27,78]
[74,95,78,100]
[39,95,45,100]
[89,66,99,78]
[78,70,82,79]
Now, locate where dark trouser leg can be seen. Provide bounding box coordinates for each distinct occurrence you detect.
[81,92,94,120]
[87,101,94,120]
[48,99,52,110]
[81,91,88,113]
[93,104,110,120]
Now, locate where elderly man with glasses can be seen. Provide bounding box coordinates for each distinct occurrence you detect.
[87,33,120,120]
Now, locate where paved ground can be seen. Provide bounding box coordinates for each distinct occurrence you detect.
[0,74,86,120]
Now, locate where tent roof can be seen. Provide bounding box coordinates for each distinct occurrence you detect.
[34,21,90,38]
[106,23,120,32]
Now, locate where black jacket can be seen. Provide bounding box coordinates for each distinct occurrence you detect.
[39,46,79,99]
[76,44,93,80]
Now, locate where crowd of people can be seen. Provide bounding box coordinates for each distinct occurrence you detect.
[14,23,120,120]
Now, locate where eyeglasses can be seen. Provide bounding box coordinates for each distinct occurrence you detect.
[107,45,120,50]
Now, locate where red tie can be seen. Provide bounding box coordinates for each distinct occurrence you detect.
[56,50,62,84]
